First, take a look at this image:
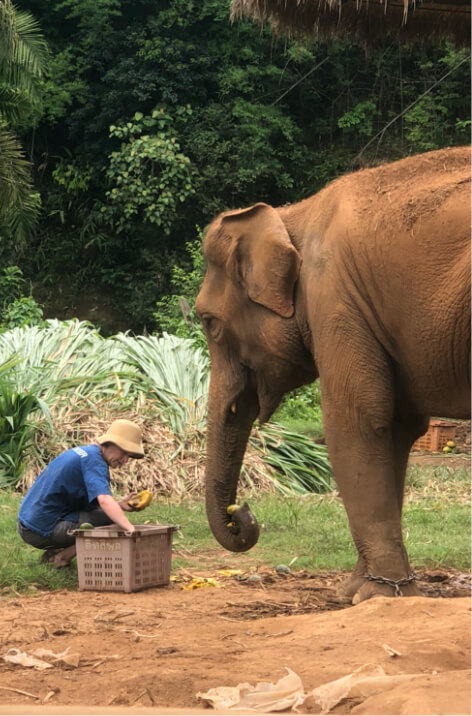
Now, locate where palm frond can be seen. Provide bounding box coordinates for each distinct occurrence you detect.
[0,0,48,100]
[0,126,31,211]
[0,84,33,123]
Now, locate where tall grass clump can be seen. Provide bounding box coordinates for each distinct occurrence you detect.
[250,423,332,494]
[114,332,209,435]
[0,319,332,496]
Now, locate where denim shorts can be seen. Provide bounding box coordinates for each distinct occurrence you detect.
[18,509,113,550]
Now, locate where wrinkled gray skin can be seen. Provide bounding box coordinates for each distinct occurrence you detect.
[195,147,471,604]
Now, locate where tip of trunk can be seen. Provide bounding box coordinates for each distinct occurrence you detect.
[228,502,260,550]
[208,501,260,552]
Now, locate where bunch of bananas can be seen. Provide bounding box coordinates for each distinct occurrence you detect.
[127,489,153,511]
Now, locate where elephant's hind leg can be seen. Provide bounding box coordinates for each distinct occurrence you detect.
[392,413,430,510]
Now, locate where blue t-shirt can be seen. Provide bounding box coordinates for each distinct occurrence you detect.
[19,444,112,536]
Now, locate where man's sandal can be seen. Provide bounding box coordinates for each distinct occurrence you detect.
[40,548,60,564]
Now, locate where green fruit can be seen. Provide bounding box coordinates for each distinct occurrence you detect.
[79,522,94,529]
[227,504,240,515]
[275,564,291,574]
[442,446,452,453]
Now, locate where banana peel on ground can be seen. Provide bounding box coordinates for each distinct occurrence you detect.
[181,577,223,590]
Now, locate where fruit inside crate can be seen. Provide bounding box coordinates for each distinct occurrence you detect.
[411,420,456,452]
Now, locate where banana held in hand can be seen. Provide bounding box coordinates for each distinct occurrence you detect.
[127,489,153,511]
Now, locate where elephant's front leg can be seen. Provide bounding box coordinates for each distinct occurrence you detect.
[334,413,429,602]
[320,362,422,603]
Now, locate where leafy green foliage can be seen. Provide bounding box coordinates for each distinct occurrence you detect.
[0,266,24,310]
[274,383,323,432]
[0,0,48,254]
[337,100,377,136]
[104,108,195,235]
[0,128,32,217]
[0,127,42,264]
[2,297,45,330]
[0,266,45,330]
[154,232,206,347]
[9,1,472,332]
[0,0,48,126]
[0,379,51,487]
[114,331,210,435]
[52,154,93,195]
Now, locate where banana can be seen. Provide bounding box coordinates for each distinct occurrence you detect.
[226,504,240,515]
[127,489,153,511]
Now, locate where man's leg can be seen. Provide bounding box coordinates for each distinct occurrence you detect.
[18,520,75,567]
[18,509,114,568]
[48,510,113,567]
[41,520,77,567]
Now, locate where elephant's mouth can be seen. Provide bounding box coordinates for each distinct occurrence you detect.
[223,367,260,424]
[254,358,317,423]
[228,361,309,426]
[227,365,286,425]
[255,372,283,424]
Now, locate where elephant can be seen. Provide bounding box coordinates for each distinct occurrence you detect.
[195,145,471,604]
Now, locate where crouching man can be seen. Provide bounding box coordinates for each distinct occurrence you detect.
[17,419,144,568]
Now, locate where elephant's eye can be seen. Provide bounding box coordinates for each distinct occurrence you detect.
[201,315,223,341]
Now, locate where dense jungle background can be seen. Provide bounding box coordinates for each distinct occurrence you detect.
[1,0,470,337]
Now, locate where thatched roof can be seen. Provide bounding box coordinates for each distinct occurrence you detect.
[230,0,471,46]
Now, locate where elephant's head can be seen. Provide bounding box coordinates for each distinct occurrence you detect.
[196,203,317,552]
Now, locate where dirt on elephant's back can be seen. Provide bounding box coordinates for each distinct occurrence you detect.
[0,566,470,715]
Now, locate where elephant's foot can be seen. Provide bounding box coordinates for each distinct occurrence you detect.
[336,572,366,601]
[351,575,422,604]
[336,554,370,601]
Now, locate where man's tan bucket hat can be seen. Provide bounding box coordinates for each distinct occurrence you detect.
[98,419,144,459]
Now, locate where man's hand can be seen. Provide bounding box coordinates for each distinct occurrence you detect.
[120,492,138,512]
[97,494,136,532]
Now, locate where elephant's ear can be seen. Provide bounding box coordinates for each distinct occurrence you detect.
[222,203,301,318]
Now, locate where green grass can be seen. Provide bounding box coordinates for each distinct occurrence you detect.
[1,463,469,595]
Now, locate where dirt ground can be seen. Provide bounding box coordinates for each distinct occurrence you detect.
[0,563,470,716]
[1,444,470,716]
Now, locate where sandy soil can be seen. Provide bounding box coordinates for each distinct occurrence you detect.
[1,442,469,716]
[0,564,470,716]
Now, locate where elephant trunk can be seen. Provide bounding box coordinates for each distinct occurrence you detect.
[204,384,260,552]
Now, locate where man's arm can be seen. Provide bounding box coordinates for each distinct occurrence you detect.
[97,494,136,532]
